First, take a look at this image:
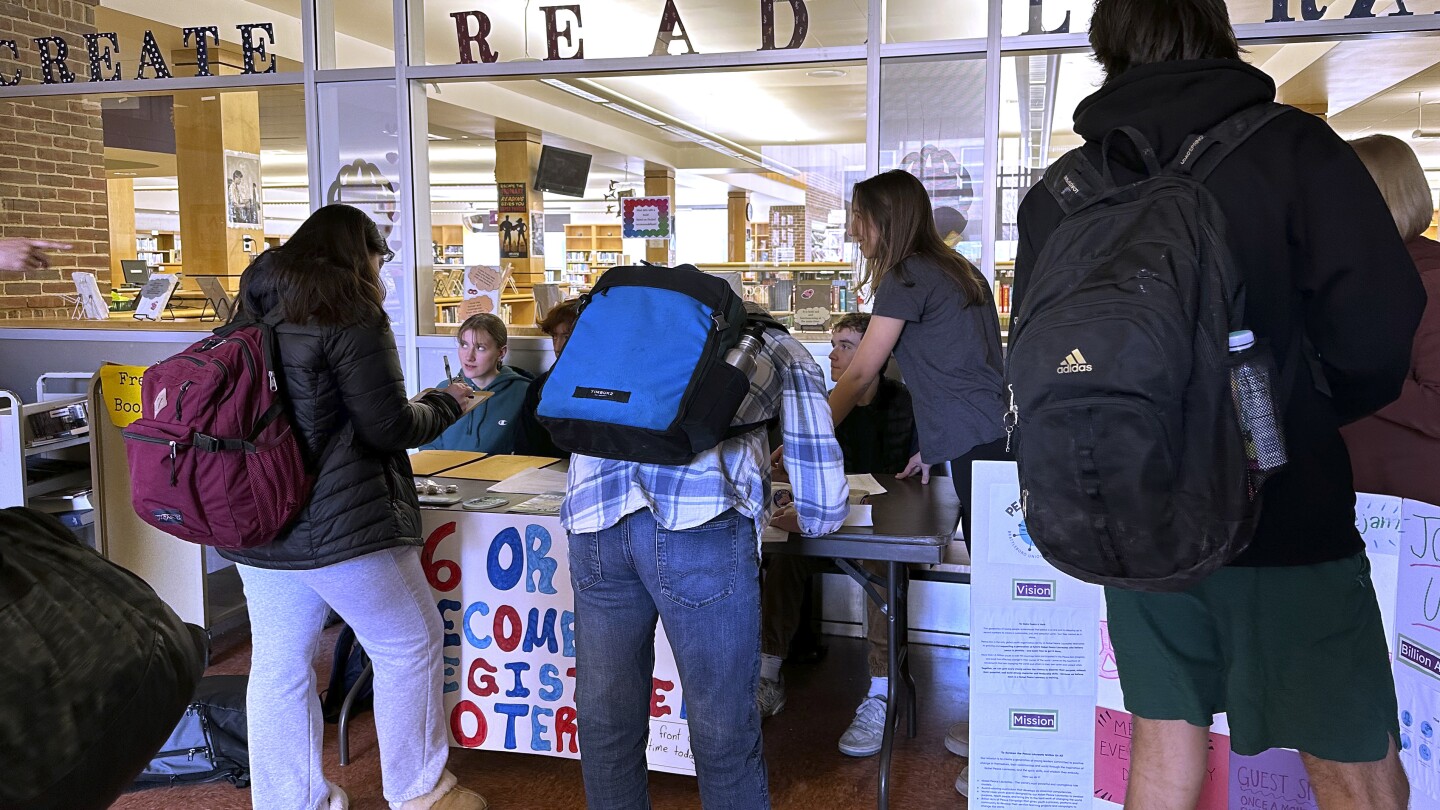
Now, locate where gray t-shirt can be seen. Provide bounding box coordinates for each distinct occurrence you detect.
[872,255,1006,464]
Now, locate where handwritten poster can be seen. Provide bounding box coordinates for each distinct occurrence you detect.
[98,364,148,427]
[420,510,696,775]
[972,461,1409,808]
[1394,498,1440,803]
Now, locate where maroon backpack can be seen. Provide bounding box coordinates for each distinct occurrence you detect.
[122,314,311,548]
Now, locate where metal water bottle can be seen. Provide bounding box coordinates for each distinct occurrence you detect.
[1228,330,1287,495]
[724,328,765,378]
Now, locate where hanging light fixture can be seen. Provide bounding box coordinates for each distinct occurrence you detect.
[1414,92,1440,140]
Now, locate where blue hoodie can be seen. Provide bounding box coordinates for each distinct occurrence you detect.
[421,365,531,453]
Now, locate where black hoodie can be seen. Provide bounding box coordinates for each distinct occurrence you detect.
[1014,59,1426,568]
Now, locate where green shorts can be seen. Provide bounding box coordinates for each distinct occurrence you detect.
[1105,552,1398,763]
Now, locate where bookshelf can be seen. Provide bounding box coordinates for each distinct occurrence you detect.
[749,221,771,262]
[564,223,628,289]
[432,225,466,267]
[994,261,1014,335]
[135,232,180,267]
[1,389,95,548]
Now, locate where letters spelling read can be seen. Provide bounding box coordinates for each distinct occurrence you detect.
[451,0,811,64]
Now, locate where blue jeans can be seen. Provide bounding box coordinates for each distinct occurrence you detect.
[570,508,769,810]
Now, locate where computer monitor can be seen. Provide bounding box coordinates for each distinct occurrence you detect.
[120,260,150,287]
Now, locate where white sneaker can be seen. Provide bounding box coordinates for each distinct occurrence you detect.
[757,675,786,718]
[327,783,350,810]
[944,720,969,757]
[956,766,970,797]
[838,695,887,757]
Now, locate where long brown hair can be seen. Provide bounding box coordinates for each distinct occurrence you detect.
[236,204,389,327]
[852,170,987,306]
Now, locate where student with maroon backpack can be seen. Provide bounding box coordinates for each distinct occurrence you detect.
[224,205,488,810]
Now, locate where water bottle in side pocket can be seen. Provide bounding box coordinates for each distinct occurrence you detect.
[1228,330,1287,498]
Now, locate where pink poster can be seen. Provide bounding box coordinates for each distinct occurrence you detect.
[1095,707,1230,807]
[1229,748,1317,810]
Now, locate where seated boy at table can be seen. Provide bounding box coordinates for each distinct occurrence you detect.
[421,313,530,454]
[759,312,917,760]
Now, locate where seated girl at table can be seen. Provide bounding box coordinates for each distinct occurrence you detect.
[422,313,530,453]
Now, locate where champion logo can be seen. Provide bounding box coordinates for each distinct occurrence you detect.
[1057,349,1093,374]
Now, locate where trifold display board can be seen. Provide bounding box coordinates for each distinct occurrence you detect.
[970,461,1440,809]
[418,508,696,776]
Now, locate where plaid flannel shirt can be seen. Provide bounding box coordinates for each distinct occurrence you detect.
[561,327,849,542]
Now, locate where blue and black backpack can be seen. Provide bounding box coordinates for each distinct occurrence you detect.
[538,263,780,464]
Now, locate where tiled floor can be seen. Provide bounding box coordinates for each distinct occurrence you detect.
[113,627,971,809]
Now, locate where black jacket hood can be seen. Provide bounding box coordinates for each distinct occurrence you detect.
[1074,59,1276,164]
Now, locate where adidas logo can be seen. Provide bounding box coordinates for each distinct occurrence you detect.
[1057,349,1093,374]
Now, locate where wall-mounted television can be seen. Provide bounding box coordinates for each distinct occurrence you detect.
[535,145,592,198]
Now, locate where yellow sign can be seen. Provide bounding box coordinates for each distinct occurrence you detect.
[100,364,148,427]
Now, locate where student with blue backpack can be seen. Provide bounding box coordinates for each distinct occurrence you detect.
[541,271,848,809]
[1010,1,1424,807]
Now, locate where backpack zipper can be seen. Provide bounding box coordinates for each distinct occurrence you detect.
[175,381,192,421]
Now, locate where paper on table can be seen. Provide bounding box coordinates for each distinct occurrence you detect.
[409,450,487,476]
[446,454,561,481]
[507,492,565,515]
[846,474,887,497]
[843,504,873,527]
[761,525,790,544]
[489,465,570,494]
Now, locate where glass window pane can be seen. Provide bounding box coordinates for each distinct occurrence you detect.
[878,55,989,273]
[417,0,866,66]
[323,0,398,69]
[0,86,308,322]
[417,62,867,335]
[317,80,410,335]
[1000,0,1440,38]
[885,0,988,43]
[995,39,1440,333]
[0,1,304,86]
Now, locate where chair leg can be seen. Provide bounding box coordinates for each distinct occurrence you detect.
[338,659,374,767]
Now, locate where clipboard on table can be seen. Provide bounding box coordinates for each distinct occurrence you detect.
[409,450,488,476]
[444,455,560,481]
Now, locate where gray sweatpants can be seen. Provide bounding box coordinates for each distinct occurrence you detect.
[238,546,449,810]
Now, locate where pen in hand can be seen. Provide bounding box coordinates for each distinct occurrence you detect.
[444,355,455,384]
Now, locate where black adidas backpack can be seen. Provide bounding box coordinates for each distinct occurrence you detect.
[1005,103,1291,592]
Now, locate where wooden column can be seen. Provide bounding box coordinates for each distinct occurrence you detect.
[727,190,750,262]
[495,125,544,326]
[173,89,263,290]
[106,178,136,287]
[644,163,676,265]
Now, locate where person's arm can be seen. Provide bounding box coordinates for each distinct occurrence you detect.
[778,351,850,537]
[1293,122,1426,423]
[829,315,905,426]
[1367,271,1440,438]
[326,324,463,452]
[0,238,70,273]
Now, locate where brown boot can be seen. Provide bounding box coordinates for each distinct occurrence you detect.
[431,784,489,810]
[393,770,489,810]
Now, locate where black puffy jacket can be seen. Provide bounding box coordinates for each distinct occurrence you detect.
[218,254,462,570]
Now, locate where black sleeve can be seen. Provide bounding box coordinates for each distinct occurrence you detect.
[325,323,462,452]
[1012,183,1064,334]
[1292,120,1426,423]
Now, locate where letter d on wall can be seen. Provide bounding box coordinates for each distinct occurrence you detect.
[760,0,808,51]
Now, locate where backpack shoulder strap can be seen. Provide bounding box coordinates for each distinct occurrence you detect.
[1169,102,1293,182]
[1042,148,1108,216]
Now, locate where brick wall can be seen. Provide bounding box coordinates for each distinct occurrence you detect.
[0,1,110,320]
